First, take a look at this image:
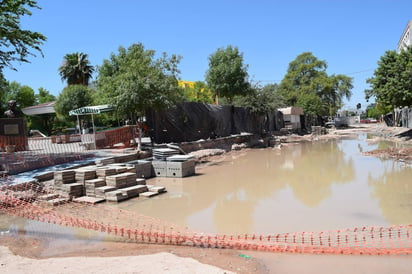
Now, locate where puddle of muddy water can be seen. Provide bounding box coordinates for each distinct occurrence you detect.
[111,134,412,236]
[1,134,412,260]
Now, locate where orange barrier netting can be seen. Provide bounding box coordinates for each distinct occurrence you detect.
[0,126,138,174]
[1,177,412,255]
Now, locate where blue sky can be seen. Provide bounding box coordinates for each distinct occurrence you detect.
[3,0,412,110]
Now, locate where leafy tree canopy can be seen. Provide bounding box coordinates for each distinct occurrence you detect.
[181,81,214,103]
[58,52,94,86]
[0,72,7,113]
[36,87,56,104]
[95,43,182,119]
[279,52,353,116]
[233,83,285,113]
[366,47,412,109]
[0,0,46,71]
[54,85,92,119]
[6,81,35,109]
[205,45,251,103]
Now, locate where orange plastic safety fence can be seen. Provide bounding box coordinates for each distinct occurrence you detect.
[1,177,411,255]
[0,135,27,152]
[0,126,139,174]
[97,126,136,149]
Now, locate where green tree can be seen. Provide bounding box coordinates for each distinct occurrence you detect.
[95,43,182,116]
[233,83,285,113]
[279,52,353,116]
[6,81,35,108]
[58,52,94,86]
[0,72,7,113]
[36,87,56,104]
[364,103,391,119]
[54,85,92,119]
[365,47,412,109]
[181,81,214,103]
[0,0,46,71]
[95,43,182,149]
[205,45,251,104]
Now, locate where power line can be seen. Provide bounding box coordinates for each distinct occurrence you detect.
[345,68,375,75]
[254,68,375,83]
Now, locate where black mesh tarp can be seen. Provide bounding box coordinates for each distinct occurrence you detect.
[146,102,284,143]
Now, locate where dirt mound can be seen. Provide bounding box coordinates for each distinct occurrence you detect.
[364,147,412,162]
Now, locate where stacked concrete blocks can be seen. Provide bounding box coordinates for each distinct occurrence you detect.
[105,190,128,202]
[75,168,97,183]
[95,186,116,199]
[150,154,195,178]
[54,170,84,197]
[140,185,167,197]
[120,185,148,199]
[151,161,167,177]
[50,151,168,203]
[166,159,195,178]
[84,178,106,197]
[105,173,127,189]
[126,160,152,178]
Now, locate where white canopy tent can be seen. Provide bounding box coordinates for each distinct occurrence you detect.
[69,105,113,148]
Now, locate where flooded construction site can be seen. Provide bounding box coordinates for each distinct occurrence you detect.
[1,130,412,273]
[2,132,412,238]
[118,133,412,235]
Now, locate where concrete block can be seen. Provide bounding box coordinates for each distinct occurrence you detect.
[166,160,195,178]
[151,160,167,177]
[127,160,153,178]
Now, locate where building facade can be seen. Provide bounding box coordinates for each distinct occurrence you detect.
[398,20,412,52]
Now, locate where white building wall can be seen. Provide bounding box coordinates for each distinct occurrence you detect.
[398,20,412,52]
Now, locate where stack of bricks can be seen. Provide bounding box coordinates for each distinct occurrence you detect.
[96,167,116,179]
[105,174,127,189]
[120,185,148,199]
[124,172,137,187]
[75,168,97,184]
[105,189,128,202]
[95,185,117,199]
[84,178,106,197]
[54,170,84,197]
[127,160,152,178]
[114,153,138,163]
[48,154,169,203]
[95,157,115,166]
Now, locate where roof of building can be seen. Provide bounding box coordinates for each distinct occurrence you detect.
[22,101,56,116]
[69,105,113,116]
[278,106,304,115]
[397,20,412,52]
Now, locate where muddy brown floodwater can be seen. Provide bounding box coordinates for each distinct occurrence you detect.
[119,133,412,234]
[1,131,412,273]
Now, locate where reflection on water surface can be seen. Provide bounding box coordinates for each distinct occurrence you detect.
[117,135,412,235]
[2,134,412,240]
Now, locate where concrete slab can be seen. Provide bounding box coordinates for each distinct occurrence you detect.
[73,196,105,204]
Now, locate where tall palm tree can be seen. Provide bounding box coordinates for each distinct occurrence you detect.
[59,52,94,86]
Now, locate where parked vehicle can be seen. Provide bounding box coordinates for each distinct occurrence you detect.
[360,118,378,124]
[324,116,349,128]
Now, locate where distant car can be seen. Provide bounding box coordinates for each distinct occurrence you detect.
[324,117,348,128]
[334,117,349,128]
[360,118,378,124]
